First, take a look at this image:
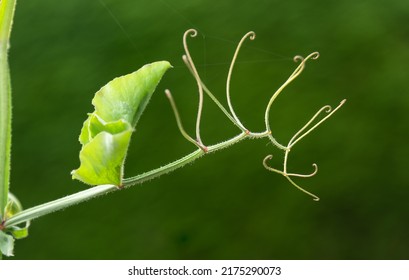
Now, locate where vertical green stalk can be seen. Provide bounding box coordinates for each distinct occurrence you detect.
[0,0,16,225]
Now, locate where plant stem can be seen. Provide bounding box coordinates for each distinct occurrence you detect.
[0,0,16,222]
[5,184,118,228]
[10,96,342,226]
[4,132,251,228]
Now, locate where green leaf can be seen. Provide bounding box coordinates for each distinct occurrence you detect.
[8,224,29,239]
[93,61,172,126]
[72,61,172,186]
[73,114,133,185]
[72,130,133,186]
[0,230,14,256]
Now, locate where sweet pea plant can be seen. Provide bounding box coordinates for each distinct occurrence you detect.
[0,0,345,257]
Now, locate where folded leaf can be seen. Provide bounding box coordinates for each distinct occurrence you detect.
[9,226,29,239]
[93,61,172,126]
[72,61,172,186]
[73,130,133,186]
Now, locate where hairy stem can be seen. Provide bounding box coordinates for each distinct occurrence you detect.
[0,0,16,224]
[4,132,252,228]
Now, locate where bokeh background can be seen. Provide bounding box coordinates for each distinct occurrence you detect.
[6,0,409,259]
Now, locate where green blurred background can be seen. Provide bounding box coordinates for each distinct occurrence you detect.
[5,0,409,259]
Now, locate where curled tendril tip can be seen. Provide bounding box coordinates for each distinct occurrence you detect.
[263,154,320,201]
[185,28,198,38]
[287,163,318,178]
[248,31,256,40]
